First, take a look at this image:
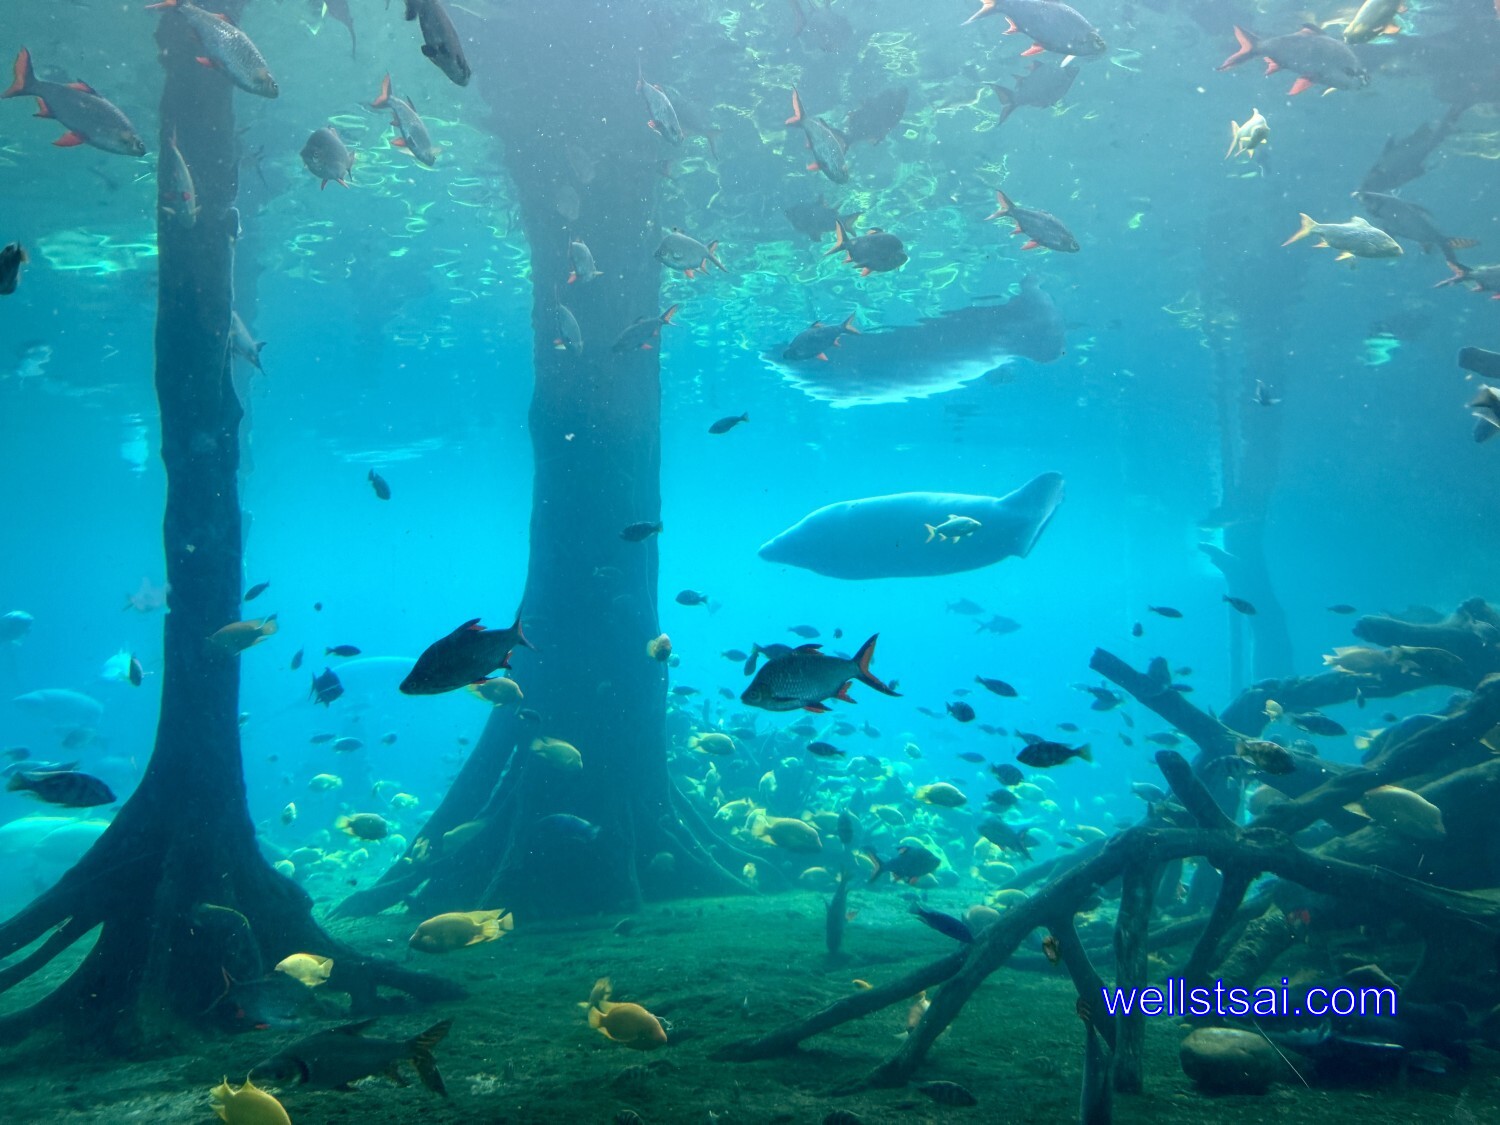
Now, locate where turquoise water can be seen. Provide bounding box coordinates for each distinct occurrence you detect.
[1,0,1499,1119]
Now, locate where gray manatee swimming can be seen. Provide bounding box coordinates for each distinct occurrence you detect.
[759,472,1064,579]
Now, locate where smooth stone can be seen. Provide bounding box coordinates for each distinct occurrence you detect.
[1179,1027,1278,1094]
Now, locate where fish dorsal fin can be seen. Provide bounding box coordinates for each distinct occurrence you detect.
[332,1018,379,1036]
[794,643,822,653]
[455,618,484,633]
[66,80,98,94]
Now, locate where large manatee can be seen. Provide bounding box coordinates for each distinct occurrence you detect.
[759,472,1064,579]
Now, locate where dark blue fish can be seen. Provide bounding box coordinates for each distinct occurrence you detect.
[310,667,343,707]
[911,905,974,944]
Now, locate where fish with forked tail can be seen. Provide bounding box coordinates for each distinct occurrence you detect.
[637,63,683,144]
[253,1019,452,1095]
[146,0,279,98]
[371,74,438,167]
[301,127,355,189]
[825,221,907,276]
[2,48,146,155]
[1282,215,1401,262]
[612,305,679,352]
[964,0,1107,63]
[741,634,899,713]
[865,842,940,884]
[1218,25,1369,96]
[989,60,1079,126]
[987,189,1078,252]
[785,88,849,184]
[401,613,533,694]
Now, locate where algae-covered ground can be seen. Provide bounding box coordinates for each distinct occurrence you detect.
[0,890,1495,1123]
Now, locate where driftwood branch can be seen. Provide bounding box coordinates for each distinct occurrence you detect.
[1089,649,1237,760]
[709,948,969,1063]
[717,611,1500,1095]
[1253,674,1500,836]
[1180,867,1255,987]
[717,822,1500,1086]
[1046,914,1115,1050]
[1112,861,1162,1094]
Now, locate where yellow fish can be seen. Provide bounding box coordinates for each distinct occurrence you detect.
[530,737,583,771]
[689,732,735,755]
[750,813,822,853]
[336,813,389,841]
[468,677,523,706]
[409,908,514,953]
[1345,785,1446,842]
[442,819,487,848]
[1226,108,1269,159]
[914,782,967,808]
[590,1002,668,1049]
[274,953,333,988]
[206,615,278,656]
[906,991,929,1031]
[1344,0,1405,44]
[308,773,342,791]
[210,1076,290,1125]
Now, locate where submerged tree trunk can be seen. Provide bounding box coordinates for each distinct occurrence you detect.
[339,3,747,923]
[0,12,457,1047]
[1199,194,1300,688]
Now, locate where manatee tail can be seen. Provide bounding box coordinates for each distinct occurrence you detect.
[1004,472,1065,558]
[852,634,900,697]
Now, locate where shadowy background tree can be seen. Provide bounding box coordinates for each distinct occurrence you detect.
[339,1,757,923]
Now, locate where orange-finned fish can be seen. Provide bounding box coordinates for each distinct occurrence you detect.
[785,87,849,184]
[742,634,900,713]
[300,126,355,189]
[161,130,199,227]
[371,74,438,167]
[145,0,279,99]
[1,48,146,155]
[825,221,908,276]
[636,61,683,143]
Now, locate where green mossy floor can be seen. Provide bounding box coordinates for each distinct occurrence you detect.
[0,890,1495,1123]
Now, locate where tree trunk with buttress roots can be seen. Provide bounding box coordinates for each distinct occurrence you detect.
[337,1,755,923]
[0,10,459,1049]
